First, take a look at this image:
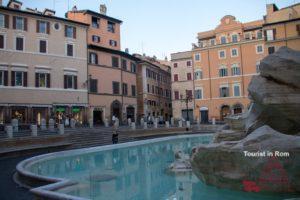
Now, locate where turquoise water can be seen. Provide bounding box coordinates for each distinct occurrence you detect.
[28,135,299,200]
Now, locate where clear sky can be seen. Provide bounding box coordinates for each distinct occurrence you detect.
[3,0,299,59]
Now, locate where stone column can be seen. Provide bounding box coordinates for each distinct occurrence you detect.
[49,119,55,132]
[178,120,182,128]
[131,122,136,130]
[165,121,170,128]
[6,125,13,138]
[31,125,38,136]
[58,124,64,135]
[12,118,18,132]
[143,122,148,129]
[41,118,47,130]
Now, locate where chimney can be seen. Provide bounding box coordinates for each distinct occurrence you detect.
[7,0,22,9]
[72,5,77,11]
[100,4,107,15]
[266,4,278,16]
[125,48,129,53]
[43,8,56,16]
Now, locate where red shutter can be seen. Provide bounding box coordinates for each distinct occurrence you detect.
[4,15,9,28]
[73,27,76,39]
[24,18,27,31]
[36,20,39,33]
[74,76,77,89]
[13,16,16,29]
[23,72,27,87]
[4,71,8,86]
[11,71,15,86]
[35,73,39,87]
[64,75,67,88]
[47,22,50,34]
[46,73,50,88]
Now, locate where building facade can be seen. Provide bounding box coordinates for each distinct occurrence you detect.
[67,6,138,125]
[0,0,89,125]
[170,51,195,122]
[134,54,172,122]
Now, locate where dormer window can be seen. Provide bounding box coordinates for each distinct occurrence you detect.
[8,0,22,10]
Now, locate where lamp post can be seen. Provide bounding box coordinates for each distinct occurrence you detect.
[180,90,193,131]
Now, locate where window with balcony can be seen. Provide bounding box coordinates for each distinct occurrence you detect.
[219,86,229,97]
[231,48,238,57]
[89,52,98,64]
[195,88,203,99]
[219,50,226,59]
[194,70,203,80]
[64,75,77,89]
[39,40,47,53]
[231,64,240,76]
[219,67,228,77]
[232,34,238,43]
[233,84,241,97]
[112,81,120,94]
[107,21,115,33]
[220,36,226,44]
[35,73,50,88]
[92,17,100,28]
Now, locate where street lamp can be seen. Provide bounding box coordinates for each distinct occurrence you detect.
[180,90,193,131]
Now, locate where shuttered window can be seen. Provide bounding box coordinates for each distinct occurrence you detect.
[112,81,120,94]
[35,73,50,88]
[16,37,24,51]
[39,40,47,53]
[89,79,98,93]
[66,44,74,57]
[0,35,4,49]
[11,71,27,87]
[112,56,119,67]
[36,20,50,34]
[64,75,77,89]
[65,25,76,39]
[0,70,8,86]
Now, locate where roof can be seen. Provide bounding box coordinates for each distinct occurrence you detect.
[0,6,89,27]
[88,45,139,61]
[68,10,122,24]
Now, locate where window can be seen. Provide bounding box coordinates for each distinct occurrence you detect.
[233,84,241,97]
[0,70,8,86]
[89,79,98,93]
[39,40,47,53]
[112,56,119,67]
[122,83,128,95]
[0,14,8,28]
[65,25,76,39]
[152,85,155,93]
[16,37,24,51]
[92,35,100,43]
[257,30,263,39]
[219,67,228,77]
[186,90,193,98]
[15,17,24,30]
[195,88,203,99]
[219,50,226,59]
[244,32,251,40]
[109,40,117,47]
[297,24,300,36]
[37,21,49,34]
[92,17,99,28]
[174,74,178,82]
[35,73,50,88]
[174,91,179,100]
[266,29,275,41]
[64,75,77,89]
[112,81,120,94]
[107,21,115,33]
[194,70,203,80]
[131,85,136,96]
[198,41,203,48]
[11,71,27,87]
[232,34,238,43]
[0,35,4,49]
[89,52,98,64]
[130,62,136,73]
[187,61,191,66]
[210,39,215,46]
[187,73,192,80]
[268,46,275,54]
[173,63,178,68]
[256,61,260,73]
[66,43,74,57]
[231,48,238,57]
[121,59,127,70]
[256,45,263,54]
[195,53,201,61]
[220,36,226,44]
[147,84,150,93]
[220,86,229,97]
[231,64,241,76]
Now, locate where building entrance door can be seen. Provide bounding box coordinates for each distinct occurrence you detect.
[111,100,121,120]
[93,110,103,125]
[220,105,230,121]
[126,106,135,122]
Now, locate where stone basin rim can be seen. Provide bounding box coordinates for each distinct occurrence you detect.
[16,133,213,200]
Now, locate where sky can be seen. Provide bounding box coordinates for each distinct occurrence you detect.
[3,0,299,60]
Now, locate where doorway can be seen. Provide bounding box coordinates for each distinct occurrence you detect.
[93,110,103,125]
[126,106,135,122]
[200,107,209,124]
[111,100,121,120]
[220,105,230,121]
